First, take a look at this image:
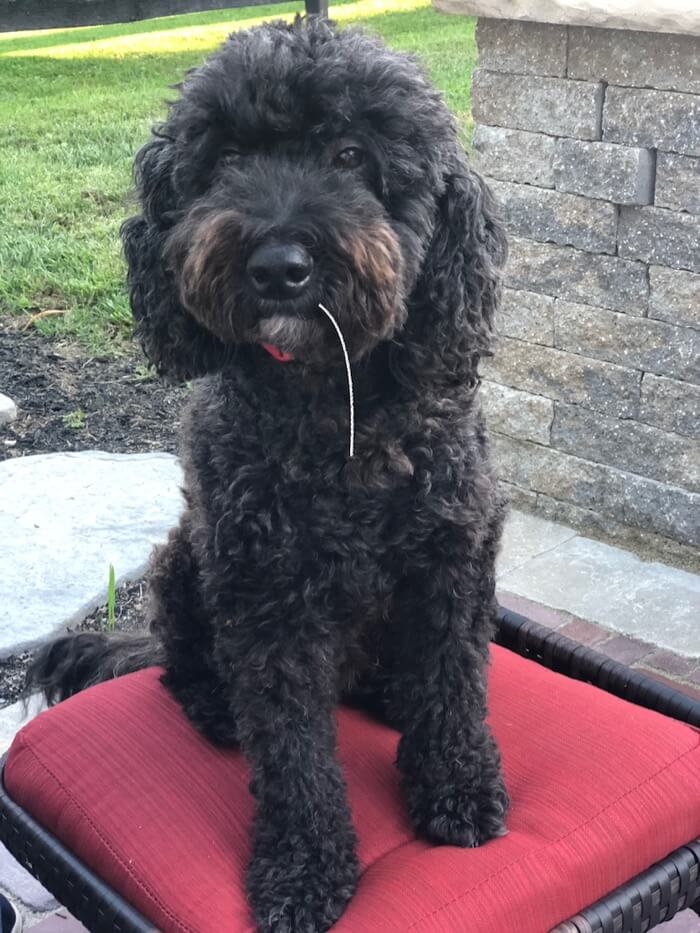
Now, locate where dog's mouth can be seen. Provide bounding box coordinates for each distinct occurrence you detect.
[260,342,295,363]
[252,311,325,364]
[253,305,356,456]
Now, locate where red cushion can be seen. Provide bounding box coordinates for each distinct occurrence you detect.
[5,646,700,932]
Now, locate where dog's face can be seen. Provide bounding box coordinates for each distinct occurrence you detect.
[122,19,505,380]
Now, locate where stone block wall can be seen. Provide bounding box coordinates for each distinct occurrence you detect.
[470,20,700,558]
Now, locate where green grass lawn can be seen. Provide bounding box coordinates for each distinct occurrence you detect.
[0,0,476,351]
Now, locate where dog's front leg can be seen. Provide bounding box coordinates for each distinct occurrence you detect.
[221,628,358,933]
[393,543,509,849]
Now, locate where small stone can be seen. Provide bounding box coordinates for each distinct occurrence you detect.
[473,69,604,140]
[553,139,654,206]
[490,178,617,254]
[0,451,184,656]
[603,86,700,156]
[0,392,17,426]
[568,26,700,95]
[655,152,700,215]
[618,206,700,273]
[506,236,648,315]
[476,19,567,76]
[648,266,700,329]
[472,125,555,188]
[481,381,553,445]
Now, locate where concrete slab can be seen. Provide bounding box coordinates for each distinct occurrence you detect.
[661,911,700,932]
[0,843,58,912]
[498,534,700,656]
[28,908,89,932]
[497,510,578,576]
[0,702,27,756]
[0,698,41,755]
[0,451,183,657]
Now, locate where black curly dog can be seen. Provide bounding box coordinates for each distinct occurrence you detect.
[27,17,509,932]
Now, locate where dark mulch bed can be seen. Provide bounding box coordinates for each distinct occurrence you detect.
[0,320,187,460]
[1,320,184,706]
[0,580,149,707]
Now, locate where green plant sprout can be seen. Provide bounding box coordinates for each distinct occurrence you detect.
[107,563,116,631]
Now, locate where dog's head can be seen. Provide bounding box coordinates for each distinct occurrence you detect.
[122,18,505,382]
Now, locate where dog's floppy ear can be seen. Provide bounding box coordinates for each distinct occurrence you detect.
[393,152,506,387]
[121,135,232,381]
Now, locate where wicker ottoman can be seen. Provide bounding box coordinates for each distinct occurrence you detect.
[1,609,699,932]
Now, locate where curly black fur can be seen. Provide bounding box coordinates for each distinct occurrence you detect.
[26,18,509,932]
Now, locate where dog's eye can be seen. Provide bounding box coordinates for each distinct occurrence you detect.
[334,147,365,170]
[220,145,242,164]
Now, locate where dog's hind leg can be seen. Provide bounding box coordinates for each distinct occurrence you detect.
[147,514,238,746]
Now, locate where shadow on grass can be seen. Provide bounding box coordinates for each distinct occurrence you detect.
[1,6,475,90]
[0,0,369,55]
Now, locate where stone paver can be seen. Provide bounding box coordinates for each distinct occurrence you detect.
[0,451,183,656]
[596,633,654,665]
[28,907,88,931]
[645,649,698,678]
[665,913,700,933]
[557,618,611,646]
[496,510,578,576]
[498,532,700,656]
[0,701,34,755]
[0,392,17,426]
[0,844,57,912]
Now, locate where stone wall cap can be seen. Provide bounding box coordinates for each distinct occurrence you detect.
[433,0,700,37]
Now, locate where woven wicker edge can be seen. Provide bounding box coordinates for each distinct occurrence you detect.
[552,839,700,933]
[494,606,700,728]
[0,605,698,932]
[0,760,155,932]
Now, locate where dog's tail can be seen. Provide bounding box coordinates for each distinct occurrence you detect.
[23,631,164,707]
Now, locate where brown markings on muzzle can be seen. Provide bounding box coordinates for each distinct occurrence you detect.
[342,222,401,293]
[175,209,246,341]
[339,221,404,339]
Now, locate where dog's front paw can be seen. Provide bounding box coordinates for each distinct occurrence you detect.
[408,773,509,847]
[248,827,359,933]
[400,732,509,847]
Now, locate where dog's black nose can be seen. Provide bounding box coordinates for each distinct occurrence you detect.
[247,243,313,299]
